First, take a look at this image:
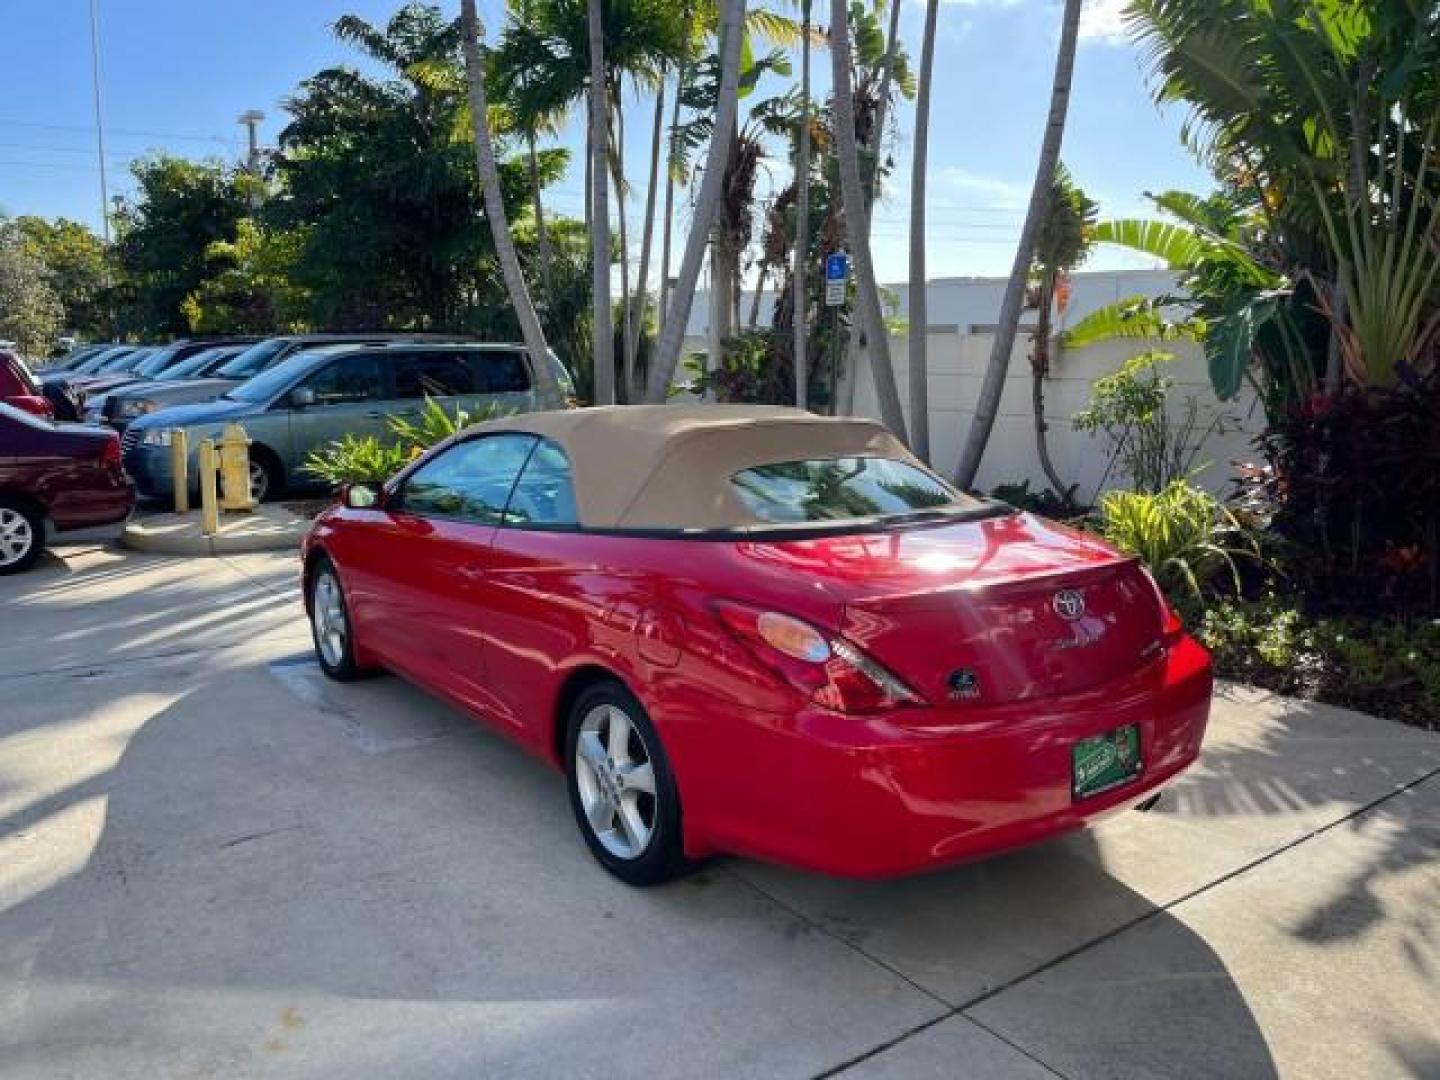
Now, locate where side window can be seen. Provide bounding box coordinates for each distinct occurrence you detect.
[469,350,532,394]
[391,352,478,399]
[397,434,537,523]
[300,356,383,405]
[504,438,578,527]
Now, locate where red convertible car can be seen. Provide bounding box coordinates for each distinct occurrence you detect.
[303,406,1212,884]
[0,403,134,573]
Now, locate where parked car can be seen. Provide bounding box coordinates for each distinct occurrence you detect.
[1,350,54,419]
[86,344,250,428]
[42,343,110,373]
[0,403,134,574]
[112,333,483,422]
[124,342,573,502]
[39,345,136,386]
[299,405,1213,885]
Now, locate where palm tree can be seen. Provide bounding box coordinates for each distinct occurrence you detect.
[1028,164,1095,500]
[907,0,937,462]
[588,0,616,404]
[647,0,748,402]
[459,0,564,409]
[828,0,907,440]
[792,0,813,410]
[954,0,1081,489]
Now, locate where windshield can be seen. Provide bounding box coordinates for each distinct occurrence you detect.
[730,456,975,524]
[100,348,149,373]
[76,347,128,374]
[135,346,182,378]
[163,347,227,379]
[225,351,324,404]
[215,338,290,380]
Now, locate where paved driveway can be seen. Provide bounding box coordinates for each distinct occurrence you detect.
[2,535,1437,1079]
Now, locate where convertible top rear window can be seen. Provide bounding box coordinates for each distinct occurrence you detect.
[730,456,974,524]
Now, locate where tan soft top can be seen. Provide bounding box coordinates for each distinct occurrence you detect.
[469,404,921,530]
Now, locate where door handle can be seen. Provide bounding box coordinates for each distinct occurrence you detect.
[456,563,487,581]
[364,410,384,419]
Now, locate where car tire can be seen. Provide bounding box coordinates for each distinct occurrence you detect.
[249,447,282,504]
[0,497,45,576]
[308,557,363,681]
[565,681,691,886]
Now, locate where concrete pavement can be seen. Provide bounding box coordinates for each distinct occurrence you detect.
[1,534,1437,1078]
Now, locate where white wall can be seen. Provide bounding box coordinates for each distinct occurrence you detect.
[849,332,1265,499]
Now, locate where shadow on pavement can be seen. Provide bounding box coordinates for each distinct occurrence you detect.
[0,657,1290,1078]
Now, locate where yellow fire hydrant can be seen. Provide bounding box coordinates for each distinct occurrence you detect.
[197,423,255,536]
[218,423,256,513]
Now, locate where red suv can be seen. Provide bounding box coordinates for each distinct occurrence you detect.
[0,350,54,419]
[0,403,134,574]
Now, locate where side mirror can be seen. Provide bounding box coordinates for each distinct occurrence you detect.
[290,387,316,409]
[340,482,380,510]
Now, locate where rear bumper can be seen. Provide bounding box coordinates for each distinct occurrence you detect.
[51,476,136,532]
[676,635,1212,878]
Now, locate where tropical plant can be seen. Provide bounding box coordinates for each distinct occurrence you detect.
[956,0,1081,487]
[907,0,938,461]
[827,0,906,439]
[303,397,508,486]
[458,0,564,410]
[1093,480,1262,607]
[302,435,416,487]
[274,4,555,332]
[1123,0,1440,394]
[1061,189,1310,416]
[1028,165,1096,502]
[648,0,748,401]
[179,219,309,334]
[1072,350,1229,496]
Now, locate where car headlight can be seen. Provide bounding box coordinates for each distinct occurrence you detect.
[118,400,155,418]
[140,428,174,447]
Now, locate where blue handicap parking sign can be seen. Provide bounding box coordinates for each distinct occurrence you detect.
[825,253,849,282]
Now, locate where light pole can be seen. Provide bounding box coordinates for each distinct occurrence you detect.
[237,110,265,173]
[88,0,110,242]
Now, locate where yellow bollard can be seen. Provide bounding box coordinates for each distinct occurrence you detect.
[218,423,255,512]
[198,439,220,537]
[170,428,189,513]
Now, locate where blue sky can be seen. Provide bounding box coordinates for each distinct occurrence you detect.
[0,0,1211,283]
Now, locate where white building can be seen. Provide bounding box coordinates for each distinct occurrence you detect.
[684,269,1263,500]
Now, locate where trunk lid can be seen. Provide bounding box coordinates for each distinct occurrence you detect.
[743,513,1167,707]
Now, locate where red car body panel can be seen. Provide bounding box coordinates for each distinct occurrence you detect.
[305,502,1212,879]
[0,408,135,531]
[1,352,55,419]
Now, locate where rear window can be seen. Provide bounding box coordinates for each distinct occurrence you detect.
[731,456,970,524]
[392,352,477,398]
[469,350,530,393]
[216,338,290,380]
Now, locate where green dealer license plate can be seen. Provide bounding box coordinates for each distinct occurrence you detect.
[1072,724,1142,800]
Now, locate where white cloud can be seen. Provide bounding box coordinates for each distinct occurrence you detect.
[1078,0,1130,45]
[936,0,1132,46]
[931,166,1029,208]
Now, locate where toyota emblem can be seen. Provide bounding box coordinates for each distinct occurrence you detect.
[1052,589,1086,621]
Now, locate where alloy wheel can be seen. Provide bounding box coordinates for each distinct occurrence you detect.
[311,570,348,669]
[573,703,658,860]
[249,460,270,502]
[0,508,36,568]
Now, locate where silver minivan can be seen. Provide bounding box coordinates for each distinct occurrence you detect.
[123,343,575,501]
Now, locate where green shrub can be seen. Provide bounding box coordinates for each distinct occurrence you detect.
[301,435,414,487]
[1196,597,1440,730]
[302,397,510,487]
[1093,481,1262,607]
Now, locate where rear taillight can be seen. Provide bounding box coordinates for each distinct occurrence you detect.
[713,600,924,713]
[1140,567,1184,641]
[10,395,52,418]
[99,433,122,468]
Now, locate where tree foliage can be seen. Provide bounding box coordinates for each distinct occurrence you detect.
[0,220,65,356]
